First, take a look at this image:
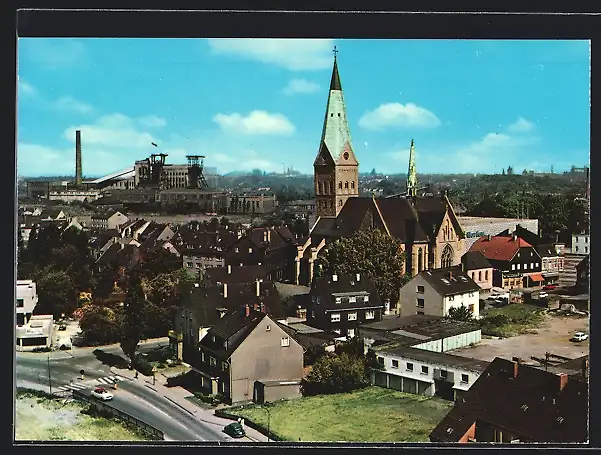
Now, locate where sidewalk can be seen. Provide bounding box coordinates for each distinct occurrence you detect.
[110,366,269,443]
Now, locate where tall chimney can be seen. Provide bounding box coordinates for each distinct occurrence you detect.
[227,264,232,275]
[256,279,260,297]
[449,271,453,280]
[75,130,82,186]
[223,282,228,299]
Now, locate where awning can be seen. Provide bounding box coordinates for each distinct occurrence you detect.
[528,273,545,282]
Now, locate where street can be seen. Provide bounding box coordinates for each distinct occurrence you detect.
[15,341,230,442]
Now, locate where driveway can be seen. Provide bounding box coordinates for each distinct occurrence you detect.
[449,313,589,362]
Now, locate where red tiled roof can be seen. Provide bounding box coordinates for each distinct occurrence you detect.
[469,235,532,262]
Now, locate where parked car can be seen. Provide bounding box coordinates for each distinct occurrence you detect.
[223,422,246,438]
[571,332,588,342]
[537,291,549,299]
[543,284,558,290]
[91,387,114,401]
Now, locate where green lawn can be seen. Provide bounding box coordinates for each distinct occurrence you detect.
[480,303,545,337]
[226,386,453,442]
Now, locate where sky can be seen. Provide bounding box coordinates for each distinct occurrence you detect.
[17,38,590,178]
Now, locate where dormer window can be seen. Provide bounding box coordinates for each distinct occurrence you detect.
[335,297,341,304]
[349,296,356,303]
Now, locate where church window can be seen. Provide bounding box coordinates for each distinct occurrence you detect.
[478,271,482,281]
[338,113,341,117]
[339,200,343,206]
[441,244,454,268]
[331,113,334,117]
[345,181,349,189]
[485,270,489,280]
[417,248,423,273]
[351,181,355,189]
[339,182,343,189]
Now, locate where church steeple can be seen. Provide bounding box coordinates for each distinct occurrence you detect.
[313,46,359,219]
[406,139,417,197]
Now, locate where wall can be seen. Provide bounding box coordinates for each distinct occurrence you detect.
[16,280,38,318]
[411,330,482,353]
[435,211,466,268]
[230,317,304,404]
[571,234,590,255]
[107,212,129,230]
[466,267,493,291]
[443,290,480,319]
[398,274,442,316]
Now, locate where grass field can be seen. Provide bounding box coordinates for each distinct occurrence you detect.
[226,386,453,442]
[15,389,150,441]
[480,304,545,337]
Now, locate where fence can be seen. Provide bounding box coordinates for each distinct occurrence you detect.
[214,408,284,442]
[71,389,164,440]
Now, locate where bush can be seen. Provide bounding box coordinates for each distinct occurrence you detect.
[132,354,155,376]
[301,352,369,396]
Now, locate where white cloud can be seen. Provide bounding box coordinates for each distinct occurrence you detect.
[358,103,441,131]
[54,96,94,114]
[20,38,87,69]
[507,117,535,133]
[282,79,320,95]
[18,79,36,96]
[137,115,167,128]
[208,38,334,71]
[213,110,295,135]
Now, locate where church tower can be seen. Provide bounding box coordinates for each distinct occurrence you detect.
[406,139,417,197]
[313,47,359,218]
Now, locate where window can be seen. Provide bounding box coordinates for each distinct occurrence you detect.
[417,298,425,308]
[348,312,358,321]
[517,252,520,258]
[349,296,356,303]
[16,299,24,308]
[406,362,414,371]
[186,262,194,268]
[210,356,216,366]
[345,181,349,189]
[512,264,516,270]
[331,313,341,322]
[266,325,271,332]
[461,374,469,384]
[441,244,454,268]
[485,270,489,280]
[417,311,425,315]
[248,248,253,253]
[575,246,579,252]
[281,337,290,347]
[377,356,384,366]
[335,297,342,304]
[212,335,216,342]
[536,262,540,267]
[235,247,239,253]
[221,382,225,393]
[417,285,425,293]
[391,359,399,369]
[440,370,447,379]
[585,246,589,253]
[351,181,355,189]
[517,264,521,270]
[339,182,343,189]
[222,362,228,371]
[530,262,534,269]
[201,351,205,362]
[478,271,482,281]
[585,237,589,243]
[365,311,375,320]
[421,365,429,375]
[347,328,355,338]
[448,295,455,301]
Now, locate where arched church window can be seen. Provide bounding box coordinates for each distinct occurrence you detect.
[478,271,482,281]
[418,248,423,273]
[441,244,454,268]
[345,181,349,189]
[339,200,343,206]
[351,181,355,189]
[339,182,343,189]
[485,270,489,280]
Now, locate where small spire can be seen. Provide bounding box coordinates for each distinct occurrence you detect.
[330,46,342,91]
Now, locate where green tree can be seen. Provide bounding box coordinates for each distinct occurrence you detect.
[447,305,474,322]
[80,306,122,346]
[33,267,76,317]
[301,352,369,396]
[120,271,147,360]
[319,229,408,304]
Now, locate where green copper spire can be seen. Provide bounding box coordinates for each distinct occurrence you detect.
[406,139,417,197]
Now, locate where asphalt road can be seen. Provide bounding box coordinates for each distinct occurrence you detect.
[15,343,228,442]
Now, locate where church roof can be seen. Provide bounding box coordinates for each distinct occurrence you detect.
[330,57,342,91]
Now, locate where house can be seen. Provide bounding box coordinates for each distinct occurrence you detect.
[398,267,480,318]
[39,208,67,221]
[16,280,54,350]
[306,273,384,339]
[461,251,493,292]
[278,322,340,364]
[575,255,589,292]
[16,280,38,326]
[119,219,151,239]
[89,230,120,260]
[176,226,240,275]
[91,210,129,230]
[571,233,590,256]
[372,345,490,400]
[536,244,564,285]
[295,193,467,285]
[429,357,588,443]
[171,281,288,363]
[192,309,304,404]
[469,234,543,290]
[225,226,297,282]
[202,265,269,286]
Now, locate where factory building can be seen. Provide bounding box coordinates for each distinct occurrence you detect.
[457,217,539,250]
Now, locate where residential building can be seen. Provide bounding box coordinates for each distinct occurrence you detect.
[202,265,269,286]
[372,345,489,400]
[183,249,225,276]
[306,273,384,339]
[458,217,539,251]
[16,280,38,327]
[469,234,543,290]
[571,233,590,255]
[429,357,588,443]
[193,309,304,404]
[461,251,493,292]
[91,210,128,230]
[225,226,297,282]
[280,199,316,219]
[228,192,277,215]
[16,315,54,350]
[536,244,564,285]
[398,267,480,318]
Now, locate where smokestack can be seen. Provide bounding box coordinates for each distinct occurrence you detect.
[75,130,82,186]
[449,271,453,280]
[256,279,260,297]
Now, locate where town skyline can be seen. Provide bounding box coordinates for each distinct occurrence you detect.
[17,38,590,178]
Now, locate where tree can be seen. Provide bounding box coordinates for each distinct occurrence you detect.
[80,305,122,346]
[33,267,77,317]
[301,352,369,396]
[319,229,408,304]
[120,271,148,360]
[447,305,474,322]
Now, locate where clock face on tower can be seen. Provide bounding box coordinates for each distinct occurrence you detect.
[343,152,349,160]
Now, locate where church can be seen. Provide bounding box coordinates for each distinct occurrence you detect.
[294,49,467,287]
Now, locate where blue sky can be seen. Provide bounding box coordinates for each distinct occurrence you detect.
[17,38,590,177]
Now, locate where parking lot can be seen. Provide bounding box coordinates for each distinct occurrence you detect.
[450,313,589,362]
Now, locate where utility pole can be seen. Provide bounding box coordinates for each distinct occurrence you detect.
[47,355,52,395]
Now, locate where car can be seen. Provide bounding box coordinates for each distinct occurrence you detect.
[571,332,588,342]
[537,291,549,299]
[543,284,558,290]
[223,422,246,438]
[91,387,114,401]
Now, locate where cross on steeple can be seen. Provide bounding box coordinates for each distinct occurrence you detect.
[333,46,338,59]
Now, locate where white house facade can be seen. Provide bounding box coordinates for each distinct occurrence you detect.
[571,234,590,256]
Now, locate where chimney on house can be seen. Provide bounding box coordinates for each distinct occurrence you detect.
[245,304,250,317]
[223,282,228,299]
[356,273,361,282]
[558,373,569,391]
[227,264,232,274]
[332,274,338,282]
[256,279,260,297]
[75,130,82,186]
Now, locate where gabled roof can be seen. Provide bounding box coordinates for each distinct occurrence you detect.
[198,310,267,358]
[536,244,560,258]
[469,235,533,262]
[96,243,121,265]
[243,226,295,252]
[429,357,588,443]
[311,273,383,310]
[203,265,269,285]
[461,251,493,271]
[420,266,480,297]
[375,345,490,373]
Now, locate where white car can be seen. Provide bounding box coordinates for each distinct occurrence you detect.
[91,387,114,401]
[538,291,549,299]
[571,332,588,342]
